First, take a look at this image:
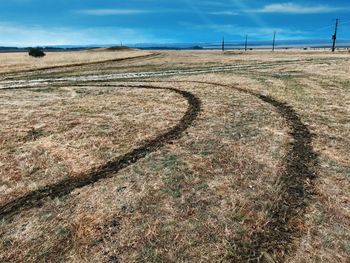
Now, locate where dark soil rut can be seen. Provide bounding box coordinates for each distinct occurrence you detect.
[97,80,317,262]
[180,80,317,262]
[0,80,317,262]
[0,85,201,220]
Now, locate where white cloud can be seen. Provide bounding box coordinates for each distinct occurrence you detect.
[0,23,172,46]
[256,3,342,14]
[77,9,150,16]
[208,11,238,16]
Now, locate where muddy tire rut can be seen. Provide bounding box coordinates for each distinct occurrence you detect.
[0,84,201,220]
[0,79,317,262]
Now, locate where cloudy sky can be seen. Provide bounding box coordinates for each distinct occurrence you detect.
[1,0,350,46]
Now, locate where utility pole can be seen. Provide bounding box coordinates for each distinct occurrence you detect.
[332,18,339,52]
[222,36,225,52]
[245,35,248,51]
[272,31,276,52]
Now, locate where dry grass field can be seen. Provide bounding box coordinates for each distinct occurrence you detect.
[0,50,152,74]
[0,49,349,263]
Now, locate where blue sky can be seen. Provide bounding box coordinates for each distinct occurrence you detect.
[1,0,350,46]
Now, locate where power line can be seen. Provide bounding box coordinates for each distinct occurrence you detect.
[314,19,350,32]
[340,20,350,25]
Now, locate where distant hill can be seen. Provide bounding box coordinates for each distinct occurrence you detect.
[88,46,137,52]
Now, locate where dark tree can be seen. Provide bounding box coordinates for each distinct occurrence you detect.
[28,47,46,58]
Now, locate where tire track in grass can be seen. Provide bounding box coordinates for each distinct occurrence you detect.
[237,94,317,263]
[95,80,317,262]
[0,85,201,220]
[1,57,345,88]
[169,81,317,263]
[1,79,317,262]
[0,53,161,78]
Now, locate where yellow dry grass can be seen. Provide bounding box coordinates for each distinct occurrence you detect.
[0,50,151,73]
[0,50,349,263]
[0,86,187,204]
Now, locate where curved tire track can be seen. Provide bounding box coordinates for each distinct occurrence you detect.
[86,80,317,262]
[0,53,160,78]
[178,80,317,262]
[0,79,317,262]
[0,84,201,220]
[239,94,317,262]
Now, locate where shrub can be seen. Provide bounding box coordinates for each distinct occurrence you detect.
[28,47,46,58]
